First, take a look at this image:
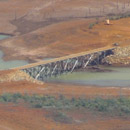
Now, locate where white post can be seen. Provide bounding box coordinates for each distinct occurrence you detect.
[51,64,57,75]
[35,67,45,80]
[71,60,78,73]
[64,60,69,70]
[84,55,93,68]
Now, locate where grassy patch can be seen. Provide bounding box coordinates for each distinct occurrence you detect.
[109,13,130,20]
[88,19,99,29]
[0,93,130,115]
[52,112,73,124]
[88,23,95,29]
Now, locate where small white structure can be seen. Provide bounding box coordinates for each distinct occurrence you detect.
[106,19,110,25]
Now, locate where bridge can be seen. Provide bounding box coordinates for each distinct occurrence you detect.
[14,46,115,81]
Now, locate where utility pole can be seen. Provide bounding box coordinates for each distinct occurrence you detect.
[103,6,105,14]
[117,0,119,10]
[89,8,91,15]
[123,0,126,9]
[14,11,17,20]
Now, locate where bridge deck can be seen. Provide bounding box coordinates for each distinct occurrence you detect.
[14,46,115,70]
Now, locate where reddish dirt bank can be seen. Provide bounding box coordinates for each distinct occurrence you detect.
[0,80,130,130]
[1,17,130,62]
[0,104,130,130]
[0,80,130,97]
[0,1,130,129]
[0,0,129,34]
[0,70,130,98]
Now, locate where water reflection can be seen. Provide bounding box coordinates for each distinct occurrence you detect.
[45,67,130,87]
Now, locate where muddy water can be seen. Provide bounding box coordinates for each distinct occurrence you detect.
[0,34,28,70]
[45,67,130,87]
[0,34,10,39]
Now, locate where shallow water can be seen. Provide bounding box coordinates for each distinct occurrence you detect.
[0,35,28,70]
[0,34,10,40]
[0,51,28,70]
[45,67,130,87]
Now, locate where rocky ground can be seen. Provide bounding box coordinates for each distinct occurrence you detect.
[0,69,43,84]
[104,46,130,66]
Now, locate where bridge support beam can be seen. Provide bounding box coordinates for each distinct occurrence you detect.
[71,59,78,73]
[35,67,45,80]
[21,48,114,82]
[84,54,93,68]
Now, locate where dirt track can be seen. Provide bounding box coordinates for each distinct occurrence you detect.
[14,46,114,70]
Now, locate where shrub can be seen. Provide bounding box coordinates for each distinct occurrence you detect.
[53,112,72,124]
[0,93,130,115]
[88,23,95,29]
[33,103,43,108]
[1,93,13,102]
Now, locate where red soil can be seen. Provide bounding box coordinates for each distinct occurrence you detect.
[0,0,130,62]
[0,103,130,130]
[0,80,130,98]
[0,0,130,129]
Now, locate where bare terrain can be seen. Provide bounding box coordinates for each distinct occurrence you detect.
[0,103,130,130]
[0,0,130,130]
[0,0,130,62]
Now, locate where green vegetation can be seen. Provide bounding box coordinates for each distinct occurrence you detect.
[0,93,130,115]
[52,112,72,123]
[89,13,130,29]
[88,19,99,29]
[109,13,130,20]
[88,23,96,29]
[88,23,95,29]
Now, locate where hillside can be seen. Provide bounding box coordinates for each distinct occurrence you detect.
[0,0,130,62]
[0,1,130,130]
